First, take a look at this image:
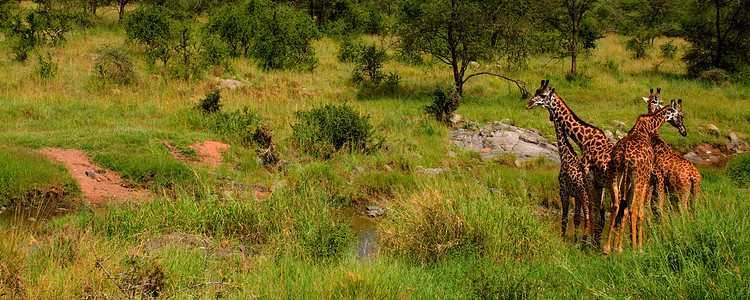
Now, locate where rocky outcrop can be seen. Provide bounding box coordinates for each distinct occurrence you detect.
[450,120,560,164]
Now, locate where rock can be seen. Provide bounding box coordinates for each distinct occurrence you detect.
[615,130,626,140]
[353,166,366,174]
[728,132,748,153]
[449,120,560,164]
[421,167,448,175]
[146,232,207,252]
[706,124,720,135]
[27,217,36,222]
[215,77,244,89]
[56,207,69,212]
[232,182,270,192]
[366,206,385,217]
[0,206,5,211]
[85,170,98,180]
[612,120,626,129]
[683,152,702,164]
[446,151,457,158]
[383,165,393,171]
[604,130,617,144]
[500,118,514,126]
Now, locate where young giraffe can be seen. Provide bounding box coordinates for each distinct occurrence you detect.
[641,89,702,216]
[605,99,686,254]
[544,88,591,241]
[526,80,614,247]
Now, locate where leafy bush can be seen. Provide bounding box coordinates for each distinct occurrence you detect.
[337,37,362,63]
[660,41,678,59]
[727,152,750,187]
[425,86,460,125]
[94,44,136,85]
[351,43,400,95]
[698,68,730,84]
[205,0,318,70]
[35,52,58,78]
[123,6,176,65]
[196,89,222,114]
[625,37,648,59]
[291,104,380,159]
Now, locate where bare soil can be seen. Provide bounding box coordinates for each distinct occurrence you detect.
[163,140,230,167]
[36,148,149,204]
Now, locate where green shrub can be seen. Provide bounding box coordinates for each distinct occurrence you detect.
[337,37,362,63]
[35,52,58,79]
[698,68,730,84]
[660,41,678,59]
[196,89,222,114]
[291,104,380,159]
[625,37,648,59]
[425,86,460,125]
[94,44,136,85]
[124,6,176,66]
[4,11,42,61]
[727,152,750,187]
[351,43,400,95]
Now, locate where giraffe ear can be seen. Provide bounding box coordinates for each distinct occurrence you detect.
[678,98,682,104]
[642,97,650,102]
[670,99,677,107]
[549,88,556,96]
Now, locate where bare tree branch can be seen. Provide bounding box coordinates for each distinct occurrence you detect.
[95,260,133,300]
[462,71,530,98]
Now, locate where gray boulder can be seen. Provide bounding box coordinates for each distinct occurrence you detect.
[450,121,560,164]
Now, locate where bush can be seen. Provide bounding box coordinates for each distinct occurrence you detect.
[625,37,648,59]
[196,89,221,114]
[698,68,730,84]
[291,104,380,159]
[660,41,678,59]
[123,6,176,66]
[351,43,400,95]
[35,52,58,78]
[205,0,318,70]
[727,152,750,187]
[425,86,460,125]
[337,37,362,63]
[94,44,136,85]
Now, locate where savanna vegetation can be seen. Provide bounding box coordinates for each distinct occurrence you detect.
[1,0,749,298]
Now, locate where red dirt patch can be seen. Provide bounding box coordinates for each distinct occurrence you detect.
[163,140,230,167]
[36,148,149,204]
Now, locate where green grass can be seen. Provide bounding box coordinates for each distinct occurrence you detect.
[1,6,750,298]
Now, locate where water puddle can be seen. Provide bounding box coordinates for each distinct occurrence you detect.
[339,207,380,262]
[0,202,75,229]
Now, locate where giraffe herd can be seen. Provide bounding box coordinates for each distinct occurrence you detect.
[526,80,702,254]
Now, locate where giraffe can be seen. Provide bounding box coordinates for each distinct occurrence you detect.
[546,88,591,241]
[604,99,686,254]
[526,80,614,247]
[641,89,702,217]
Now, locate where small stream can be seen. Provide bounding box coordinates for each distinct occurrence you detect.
[339,207,380,262]
[0,202,74,228]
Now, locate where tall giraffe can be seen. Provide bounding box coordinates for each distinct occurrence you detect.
[546,88,591,241]
[526,80,614,247]
[641,89,701,216]
[605,99,686,254]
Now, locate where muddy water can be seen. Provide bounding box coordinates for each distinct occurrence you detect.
[0,202,74,229]
[338,207,380,262]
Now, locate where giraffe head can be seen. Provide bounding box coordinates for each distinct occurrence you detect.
[641,87,664,113]
[665,98,687,136]
[526,79,553,110]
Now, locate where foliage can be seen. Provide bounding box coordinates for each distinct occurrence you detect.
[425,86,460,125]
[697,68,729,84]
[93,44,136,85]
[336,37,362,63]
[626,37,649,59]
[679,0,750,76]
[727,152,750,187]
[291,104,380,159]
[123,6,176,66]
[350,43,400,95]
[618,0,677,55]
[394,0,532,96]
[660,40,678,59]
[539,0,604,74]
[205,0,318,70]
[196,89,222,114]
[35,52,58,78]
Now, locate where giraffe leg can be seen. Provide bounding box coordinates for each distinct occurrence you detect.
[573,193,583,243]
[604,175,623,254]
[560,186,570,238]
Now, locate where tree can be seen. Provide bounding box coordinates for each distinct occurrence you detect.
[618,0,677,58]
[394,0,530,97]
[541,0,603,74]
[679,0,750,76]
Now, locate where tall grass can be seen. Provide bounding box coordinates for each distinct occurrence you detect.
[0,145,79,205]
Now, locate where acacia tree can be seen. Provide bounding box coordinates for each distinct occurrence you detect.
[680,0,750,76]
[541,0,602,74]
[394,0,531,97]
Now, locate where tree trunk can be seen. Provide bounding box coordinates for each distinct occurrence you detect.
[571,24,578,75]
[118,1,126,21]
[714,1,722,67]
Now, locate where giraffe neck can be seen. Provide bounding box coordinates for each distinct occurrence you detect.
[548,92,608,151]
[550,109,577,158]
[631,105,672,135]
